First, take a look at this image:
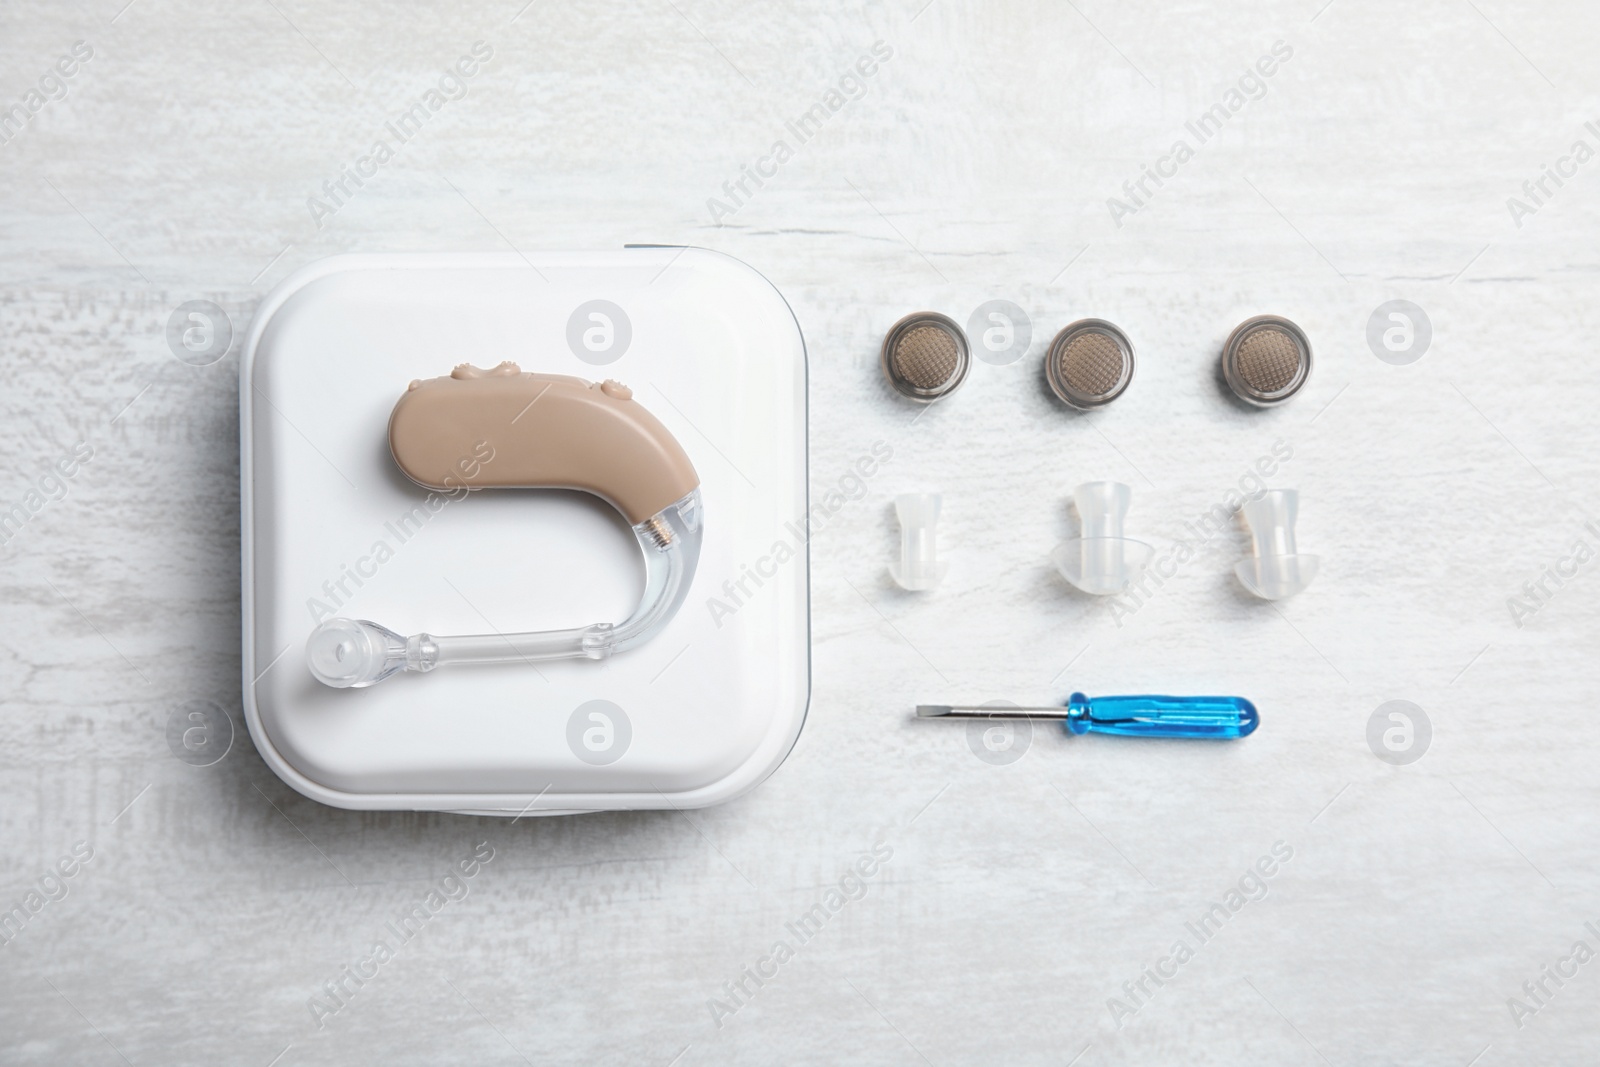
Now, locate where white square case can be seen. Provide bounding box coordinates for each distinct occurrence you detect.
[240,250,809,814]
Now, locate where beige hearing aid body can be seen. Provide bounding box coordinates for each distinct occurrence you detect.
[390,361,699,525]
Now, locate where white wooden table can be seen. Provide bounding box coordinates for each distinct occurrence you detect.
[2,1,1597,1063]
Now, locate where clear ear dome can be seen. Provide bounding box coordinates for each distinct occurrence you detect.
[1052,538,1155,595]
[1235,489,1317,600]
[1051,481,1151,595]
[306,618,409,688]
[890,493,949,591]
[1234,554,1320,601]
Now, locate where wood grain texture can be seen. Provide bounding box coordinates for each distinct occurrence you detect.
[2,0,1598,1063]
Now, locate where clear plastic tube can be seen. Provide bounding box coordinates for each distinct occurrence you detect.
[306,490,703,688]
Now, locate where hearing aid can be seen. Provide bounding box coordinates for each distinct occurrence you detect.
[305,361,703,688]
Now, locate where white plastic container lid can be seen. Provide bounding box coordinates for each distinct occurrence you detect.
[240,250,810,814]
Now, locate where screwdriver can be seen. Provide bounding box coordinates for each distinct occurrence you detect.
[916,692,1258,740]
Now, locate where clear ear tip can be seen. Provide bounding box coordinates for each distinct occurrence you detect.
[891,492,948,591]
[1233,554,1319,601]
[1053,481,1151,595]
[1236,490,1316,600]
[1052,538,1154,595]
[306,618,406,688]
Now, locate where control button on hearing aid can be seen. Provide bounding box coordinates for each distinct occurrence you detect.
[1045,319,1134,409]
[600,379,633,400]
[1221,315,1311,406]
[881,312,970,403]
[450,361,520,380]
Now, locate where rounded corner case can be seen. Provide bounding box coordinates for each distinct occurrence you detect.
[240,249,810,814]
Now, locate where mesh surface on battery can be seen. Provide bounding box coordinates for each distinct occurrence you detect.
[890,324,962,390]
[1058,331,1127,398]
[1234,326,1303,394]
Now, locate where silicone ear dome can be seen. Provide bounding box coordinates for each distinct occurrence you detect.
[1234,489,1318,600]
[306,618,410,688]
[1051,481,1152,595]
[890,493,949,591]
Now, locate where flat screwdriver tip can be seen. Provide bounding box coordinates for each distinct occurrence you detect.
[915,705,952,717]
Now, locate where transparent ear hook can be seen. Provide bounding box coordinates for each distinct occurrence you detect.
[306,489,703,688]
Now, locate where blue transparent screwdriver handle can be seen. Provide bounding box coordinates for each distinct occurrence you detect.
[1065,692,1257,739]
